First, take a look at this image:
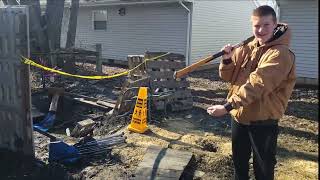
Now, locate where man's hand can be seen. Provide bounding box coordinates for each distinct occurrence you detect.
[207,105,228,117]
[221,44,234,59]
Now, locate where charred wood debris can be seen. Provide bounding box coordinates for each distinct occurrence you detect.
[30,50,193,167]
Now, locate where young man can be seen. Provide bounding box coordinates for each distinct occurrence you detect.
[207,5,296,180]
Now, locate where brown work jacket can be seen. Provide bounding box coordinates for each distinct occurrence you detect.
[219,23,296,124]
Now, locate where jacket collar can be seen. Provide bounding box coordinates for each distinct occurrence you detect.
[249,23,291,49]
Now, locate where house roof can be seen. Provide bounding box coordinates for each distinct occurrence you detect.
[39,0,192,7]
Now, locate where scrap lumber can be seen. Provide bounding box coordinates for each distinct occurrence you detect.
[73,98,115,109]
[63,92,115,110]
[71,119,96,137]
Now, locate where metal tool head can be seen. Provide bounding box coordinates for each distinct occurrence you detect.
[47,87,65,95]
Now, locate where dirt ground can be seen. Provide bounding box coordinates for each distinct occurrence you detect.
[2,62,317,180]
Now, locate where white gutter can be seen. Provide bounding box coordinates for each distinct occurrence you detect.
[42,1,182,8]
[59,0,193,8]
[82,1,177,7]
[179,1,191,66]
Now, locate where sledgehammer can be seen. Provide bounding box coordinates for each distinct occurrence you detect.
[33,87,64,131]
[173,36,255,79]
[47,87,64,111]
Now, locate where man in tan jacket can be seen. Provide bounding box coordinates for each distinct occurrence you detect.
[207,5,296,180]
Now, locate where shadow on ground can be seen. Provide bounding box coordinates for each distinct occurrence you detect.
[277,146,318,162]
[286,100,318,121]
[0,150,70,180]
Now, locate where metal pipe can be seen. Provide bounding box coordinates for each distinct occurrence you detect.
[74,133,125,145]
[76,139,125,149]
[95,132,125,140]
[75,136,125,147]
[77,142,125,154]
[77,141,124,151]
[75,135,126,144]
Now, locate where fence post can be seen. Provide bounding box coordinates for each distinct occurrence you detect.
[0,6,33,157]
[96,44,102,73]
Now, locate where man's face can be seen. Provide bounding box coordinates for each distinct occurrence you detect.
[251,15,277,44]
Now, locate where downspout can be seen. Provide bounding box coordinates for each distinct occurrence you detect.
[179,1,191,66]
[274,0,280,21]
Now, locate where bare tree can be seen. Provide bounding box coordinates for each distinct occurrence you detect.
[20,0,49,53]
[3,0,66,67]
[66,0,79,48]
[44,0,65,66]
[45,0,65,53]
[64,0,80,73]
[3,0,81,71]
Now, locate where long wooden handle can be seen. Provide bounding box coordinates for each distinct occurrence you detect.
[174,51,225,79]
[49,94,60,112]
[174,36,255,79]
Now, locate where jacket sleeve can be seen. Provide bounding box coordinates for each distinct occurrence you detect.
[227,48,295,109]
[219,50,238,82]
[219,58,235,82]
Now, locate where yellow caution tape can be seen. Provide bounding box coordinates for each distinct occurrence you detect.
[22,52,170,80]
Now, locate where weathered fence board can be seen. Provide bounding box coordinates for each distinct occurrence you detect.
[0,6,33,156]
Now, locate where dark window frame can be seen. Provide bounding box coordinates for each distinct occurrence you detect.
[92,10,107,30]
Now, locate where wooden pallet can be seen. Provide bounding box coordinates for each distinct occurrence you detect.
[128,55,146,79]
[144,52,193,111]
[114,52,192,114]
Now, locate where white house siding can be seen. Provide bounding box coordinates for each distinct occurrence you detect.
[278,0,318,80]
[190,0,256,65]
[62,3,188,61]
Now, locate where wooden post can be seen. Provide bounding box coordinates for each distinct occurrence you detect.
[127,55,144,78]
[49,39,57,67]
[96,43,102,73]
[0,6,33,157]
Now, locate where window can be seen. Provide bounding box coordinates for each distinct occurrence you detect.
[92,10,107,30]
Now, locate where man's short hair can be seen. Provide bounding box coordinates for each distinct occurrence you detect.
[252,5,277,22]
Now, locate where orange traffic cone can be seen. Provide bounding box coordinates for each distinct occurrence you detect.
[128,87,148,133]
